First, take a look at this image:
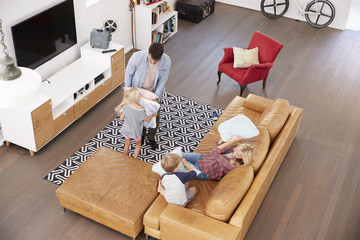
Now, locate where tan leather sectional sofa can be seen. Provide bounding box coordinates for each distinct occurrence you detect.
[143,94,303,240]
[55,94,303,240]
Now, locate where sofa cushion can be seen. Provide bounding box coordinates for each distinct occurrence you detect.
[247,126,270,172]
[185,180,219,214]
[258,99,290,142]
[194,131,220,154]
[204,165,254,222]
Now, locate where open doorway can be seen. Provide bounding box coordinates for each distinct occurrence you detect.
[346,0,360,30]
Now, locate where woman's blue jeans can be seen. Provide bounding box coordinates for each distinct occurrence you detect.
[182,152,209,180]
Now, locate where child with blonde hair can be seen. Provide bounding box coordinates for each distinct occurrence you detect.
[157,153,201,207]
[115,88,157,159]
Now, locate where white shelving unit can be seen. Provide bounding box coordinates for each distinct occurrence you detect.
[0,42,125,155]
[135,1,178,50]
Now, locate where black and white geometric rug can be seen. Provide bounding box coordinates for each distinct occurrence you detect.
[45,92,223,185]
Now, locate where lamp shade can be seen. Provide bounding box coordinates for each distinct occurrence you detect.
[0,67,42,108]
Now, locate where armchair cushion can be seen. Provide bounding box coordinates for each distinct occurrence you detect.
[233,47,259,68]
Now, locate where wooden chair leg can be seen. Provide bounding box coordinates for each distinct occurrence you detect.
[263,78,267,89]
[29,150,35,157]
[5,141,10,147]
[239,84,247,96]
[217,70,222,84]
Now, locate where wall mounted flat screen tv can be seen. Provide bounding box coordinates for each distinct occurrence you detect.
[11,0,77,69]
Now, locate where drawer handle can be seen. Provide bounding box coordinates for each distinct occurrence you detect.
[63,112,67,116]
[102,83,106,86]
[85,97,88,100]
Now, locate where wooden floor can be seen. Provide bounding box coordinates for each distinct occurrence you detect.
[1,2,360,240]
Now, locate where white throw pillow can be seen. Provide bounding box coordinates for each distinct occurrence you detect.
[124,87,158,100]
[233,47,259,68]
[152,147,199,176]
[138,98,160,128]
[218,114,259,142]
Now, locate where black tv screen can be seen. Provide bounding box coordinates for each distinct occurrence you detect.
[11,0,77,69]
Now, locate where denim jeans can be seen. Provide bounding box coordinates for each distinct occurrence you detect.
[182,152,209,180]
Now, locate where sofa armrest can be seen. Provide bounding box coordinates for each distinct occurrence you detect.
[160,204,241,240]
[143,195,168,230]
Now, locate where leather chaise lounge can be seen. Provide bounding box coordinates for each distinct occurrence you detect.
[55,94,303,240]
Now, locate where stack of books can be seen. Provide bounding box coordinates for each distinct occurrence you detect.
[152,16,176,44]
[151,1,169,25]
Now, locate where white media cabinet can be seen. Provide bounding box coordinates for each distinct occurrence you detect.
[1,42,124,156]
[135,0,178,50]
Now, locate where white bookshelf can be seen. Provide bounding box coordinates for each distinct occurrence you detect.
[135,1,178,50]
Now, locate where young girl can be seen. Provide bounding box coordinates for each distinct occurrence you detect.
[115,88,157,159]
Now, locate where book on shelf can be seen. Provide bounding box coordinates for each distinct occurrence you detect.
[152,11,157,24]
[152,16,176,44]
[151,1,170,25]
[162,16,176,33]
[152,31,166,44]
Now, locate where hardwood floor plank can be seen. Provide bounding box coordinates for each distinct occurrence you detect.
[272,183,303,240]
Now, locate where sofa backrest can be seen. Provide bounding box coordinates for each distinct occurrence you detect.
[258,99,290,143]
[247,126,270,173]
[204,165,254,222]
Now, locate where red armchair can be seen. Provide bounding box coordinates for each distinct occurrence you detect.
[217,31,284,96]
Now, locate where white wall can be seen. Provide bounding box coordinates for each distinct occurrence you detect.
[0,0,133,80]
[216,0,352,30]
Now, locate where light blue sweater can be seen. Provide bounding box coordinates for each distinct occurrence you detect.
[124,50,171,98]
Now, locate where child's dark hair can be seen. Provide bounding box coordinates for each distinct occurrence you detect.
[149,43,164,61]
[161,153,181,173]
